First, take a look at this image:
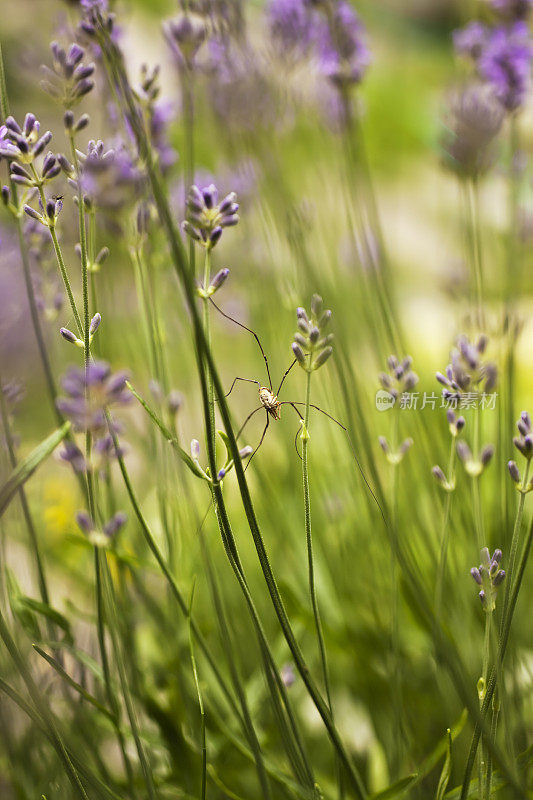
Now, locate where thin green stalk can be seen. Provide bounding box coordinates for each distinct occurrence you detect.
[501,459,531,628]
[479,605,493,800]
[0,367,50,608]
[302,370,333,712]
[435,437,457,623]
[101,554,157,800]
[472,406,485,552]
[189,588,207,800]
[0,608,89,799]
[466,178,484,329]
[30,169,83,336]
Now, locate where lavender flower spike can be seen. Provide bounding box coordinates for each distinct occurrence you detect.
[183,184,240,250]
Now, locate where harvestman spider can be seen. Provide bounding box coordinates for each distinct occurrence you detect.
[210,299,346,468]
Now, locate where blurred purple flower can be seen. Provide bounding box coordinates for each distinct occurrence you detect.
[316,1,371,87]
[453,21,489,60]
[56,361,131,433]
[479,22,533,111]
[78,139,145,210]
[267,0,316,59]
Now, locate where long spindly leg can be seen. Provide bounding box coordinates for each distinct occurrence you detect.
[276,359,297,397]
[244,412,270,471]
[210,298,273,391]
[224,376,260,399]
[236,405,264,440]
[279,401,347,431]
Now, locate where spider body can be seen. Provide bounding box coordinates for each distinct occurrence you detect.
[259,386,281,420]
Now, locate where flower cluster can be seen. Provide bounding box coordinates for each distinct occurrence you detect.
[23,197,63,228]
[378,355,418,400]
[456,439,494,477]
[432,409,466,491]
[40,42,95,107]
[0,115,53,167]
[436,335,497,401]
[471,547,505,610]
[508,412,533,490]
[316,0,371,88]
[291,295,333,371]
[76,509,127,548]
[56,361,131,434]
[454,19,533,112]
[267,0,370,87]
[183,184,239,249]
[137,65,176,172]
[163,12,208,68]
[267,0,317,59]
[441,84,504,179]
[75,139,145,211]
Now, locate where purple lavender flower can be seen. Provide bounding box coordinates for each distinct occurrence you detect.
[164,12,208,67]
[378,355,418,400]
[267,0,316,59]
[207,38,276,131]
[40,42,95,108]
[316,1,371,88]
[436,335,497,400]
[479,22,533,111]
[453,22,489,60]
[512,410,533,459]
[77,139,145,211]
[0,114,52,165]
[183,184,239,249]
[56,361,131,433]
[441,83,504,178]
[471,547,505,610]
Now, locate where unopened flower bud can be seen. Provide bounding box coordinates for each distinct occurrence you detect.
[191,439,200,460]
[292,343,306,364]
[471,567,482,585]
[89,312,101,336]
[60,327,84,347]
[480,444,494,466]
[313,346,332,369]
[508,460,521,483]
[311,294,323,316]
[209,267,230,293]
[64,110,75,130]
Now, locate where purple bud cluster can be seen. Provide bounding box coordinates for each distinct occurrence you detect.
[56,361,131,434]
[436,335,497,401]
[441,84,504,179]
[512,410,533,459]
[40,42,95,108]
[183,184,239,249]
[292,294,333,371]
[76,508,127,547]
[471,547,505,610]
[454,17,533,112]
[267,0,371,87]
[164,12,208,68]
[77,139,145,211]
[0,114,53,166]
[378,355,418,401]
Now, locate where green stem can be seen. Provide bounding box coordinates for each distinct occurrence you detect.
[0,609,89,799]
[435,437,457,623]
[101,554,157,800]
[302,370,333,713]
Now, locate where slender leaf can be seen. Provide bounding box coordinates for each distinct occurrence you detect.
[0,422,70,517]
